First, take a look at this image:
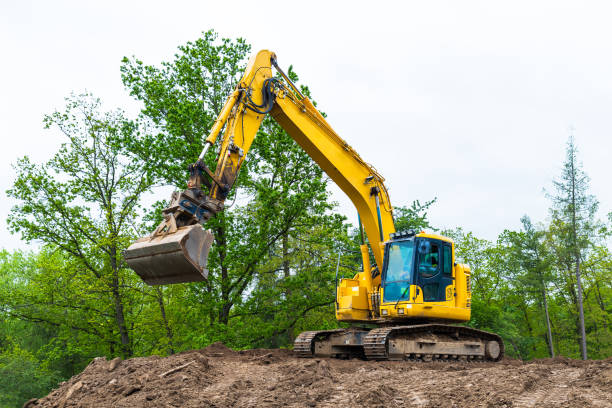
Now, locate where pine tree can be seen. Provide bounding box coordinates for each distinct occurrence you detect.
[548,135,598,360]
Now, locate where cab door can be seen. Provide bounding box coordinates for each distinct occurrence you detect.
[416,239,454,302]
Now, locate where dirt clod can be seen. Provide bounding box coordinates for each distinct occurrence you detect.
[33,344,612,407]
[63,380,82,400]
[22,398,38,408]
[108,357,122,372]
[122,385,141,397]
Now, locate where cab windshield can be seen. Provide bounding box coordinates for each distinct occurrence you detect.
[382,240,415,302]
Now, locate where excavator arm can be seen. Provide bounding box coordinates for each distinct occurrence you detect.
[125,50,395,287]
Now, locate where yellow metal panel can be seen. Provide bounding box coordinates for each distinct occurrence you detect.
[336,308,370,321]
[336,278,371,322]
[455,264,469,308]
[379,303,470,322]
[416,232,454,244]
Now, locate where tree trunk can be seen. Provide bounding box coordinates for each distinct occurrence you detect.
[215,224,231,325]
[156,287,175,355]
[219,303,232,325]
[567,150,588,360]
[282,233,290,279]
[519,302,537,353]
[282,232,293,342]
[574,255,588,359]
[112,288,131,357]
[110,248,131,357]
[541,287,555,357]
[550,318,562,357]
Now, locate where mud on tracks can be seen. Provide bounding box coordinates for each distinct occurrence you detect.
[28,343,612,408]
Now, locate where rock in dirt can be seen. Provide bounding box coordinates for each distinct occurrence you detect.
[32,343,612,408]
[108,357,122,372]
[122,385,142,397]
[22,398,38,408]
[64,381,83,400]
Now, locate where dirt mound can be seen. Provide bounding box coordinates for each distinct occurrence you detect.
[196,341,237,357]
[30,350,213,407]
[28,347,612,408]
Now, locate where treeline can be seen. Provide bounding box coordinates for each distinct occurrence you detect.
[0,31,610,406]
[448,136,611,361]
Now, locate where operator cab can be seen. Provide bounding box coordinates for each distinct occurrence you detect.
[381,230,454,304]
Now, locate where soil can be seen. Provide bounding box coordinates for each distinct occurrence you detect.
[28,343,612,408]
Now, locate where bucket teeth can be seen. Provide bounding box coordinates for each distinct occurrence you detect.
[124,225,214,285]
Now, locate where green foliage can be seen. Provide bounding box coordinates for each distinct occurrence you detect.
[393,198,437,232]
[0,345,60,407]
[120,29,251,186]
[5,93,162,365]
[446,212,611,360]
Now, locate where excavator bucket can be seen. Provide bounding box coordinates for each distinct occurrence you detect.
[124,225,214,285]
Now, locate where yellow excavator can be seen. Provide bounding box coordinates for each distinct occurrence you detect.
[124,50,504,361]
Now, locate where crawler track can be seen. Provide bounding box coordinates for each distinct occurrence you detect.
[295,324,504,361]
[363,324,504,361]
[293,329,345,357]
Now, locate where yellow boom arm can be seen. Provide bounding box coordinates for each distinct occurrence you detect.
[200,50,395,282]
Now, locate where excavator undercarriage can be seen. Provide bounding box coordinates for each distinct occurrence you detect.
[294,324,504,362]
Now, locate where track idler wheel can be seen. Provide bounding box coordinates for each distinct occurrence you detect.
[485,340,502,361]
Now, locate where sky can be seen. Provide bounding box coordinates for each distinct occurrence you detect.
[1,0,611,251]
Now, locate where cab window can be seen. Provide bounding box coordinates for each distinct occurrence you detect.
[384,240,415,282]
[443,245,452,276]
[382,240,415,303]
[418,240,440,278]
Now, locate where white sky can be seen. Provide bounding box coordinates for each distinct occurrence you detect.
[1,0,611,251]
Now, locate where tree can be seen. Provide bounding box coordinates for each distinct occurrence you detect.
[393,199,437,232]
[120,30,347,346]
[547,135,597,359]
[445,227,534,358]
[503,216,555,357]
[120,29,251,187]
[7,94,153,358]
